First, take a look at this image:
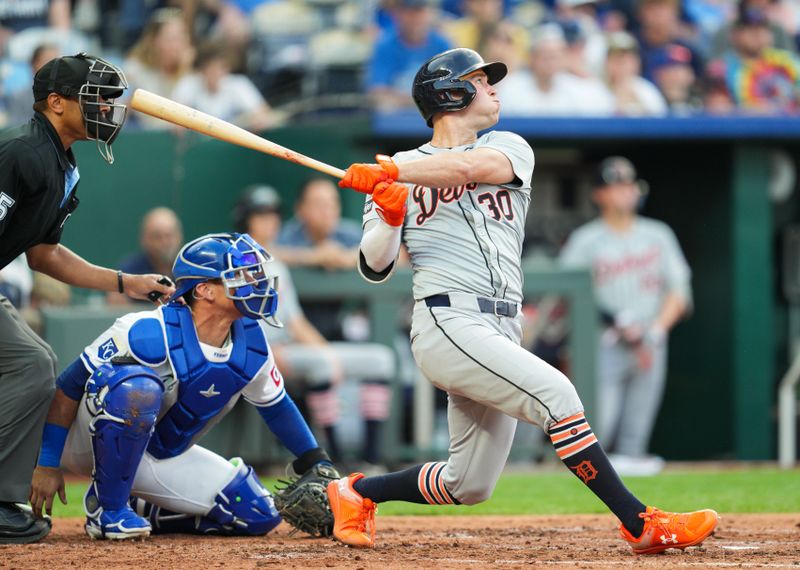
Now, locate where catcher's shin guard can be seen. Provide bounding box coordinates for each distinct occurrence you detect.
[205,458,281,535]
[131,458,280,536]
[84,364,163,539]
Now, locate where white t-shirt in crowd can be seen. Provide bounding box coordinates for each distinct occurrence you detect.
[172,74,267,125]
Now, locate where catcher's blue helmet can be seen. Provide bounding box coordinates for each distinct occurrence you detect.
[172,232,280,325]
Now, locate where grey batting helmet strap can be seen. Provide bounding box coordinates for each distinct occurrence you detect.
[412,48,507,128]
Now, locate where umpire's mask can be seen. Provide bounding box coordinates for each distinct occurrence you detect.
[77,54,128,164]
[33,53,129,164]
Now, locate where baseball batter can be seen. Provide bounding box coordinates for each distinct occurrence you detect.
[561,157,692,473]
[326,48,718,554]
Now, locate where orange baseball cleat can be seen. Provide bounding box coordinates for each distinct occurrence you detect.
[619,506,720,554]
[326,473,377,548]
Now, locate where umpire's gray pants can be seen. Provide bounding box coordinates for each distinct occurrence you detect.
[0,294,57,502]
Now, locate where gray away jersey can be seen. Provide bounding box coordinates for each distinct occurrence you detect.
[361,130,535,303]
[560,217,692,326]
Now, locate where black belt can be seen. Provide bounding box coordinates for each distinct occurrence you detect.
[424,294,518,317]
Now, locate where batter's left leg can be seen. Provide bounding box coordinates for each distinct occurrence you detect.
[327,392,517,548]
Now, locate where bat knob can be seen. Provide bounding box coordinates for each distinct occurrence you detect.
[147,276,174,303]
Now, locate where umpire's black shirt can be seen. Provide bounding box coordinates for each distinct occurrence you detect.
[0,111,80,271]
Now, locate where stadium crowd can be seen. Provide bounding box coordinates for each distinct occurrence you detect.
[1,0,799,125]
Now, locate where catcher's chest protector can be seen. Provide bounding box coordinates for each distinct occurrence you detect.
[146,305,270,459]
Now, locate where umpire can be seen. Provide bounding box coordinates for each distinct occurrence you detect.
[0,53,174,544]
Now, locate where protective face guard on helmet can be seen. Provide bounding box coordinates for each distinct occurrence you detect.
[77,55,128,164]
[413,48,507,127]
[221,235,281,326]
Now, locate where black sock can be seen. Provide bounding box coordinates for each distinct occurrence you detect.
[353,462,460,505]
[362,420,382,464]
[549,413,646,537]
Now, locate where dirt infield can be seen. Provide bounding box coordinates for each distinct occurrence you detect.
[1,514,798,569]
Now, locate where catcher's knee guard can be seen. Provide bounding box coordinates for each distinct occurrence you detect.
[86,364,164,512]
[204,458,281,536]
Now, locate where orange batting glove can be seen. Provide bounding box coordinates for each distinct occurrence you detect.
[339,154,399,194]
[372,181,408,226]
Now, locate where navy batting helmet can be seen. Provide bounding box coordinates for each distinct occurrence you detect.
[412,48,507,128]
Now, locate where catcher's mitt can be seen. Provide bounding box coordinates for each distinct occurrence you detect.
[273,463,340,537]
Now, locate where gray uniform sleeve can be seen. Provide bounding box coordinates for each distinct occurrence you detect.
[478,131,535,192]
[559,227,593,268]
[659,225,692,306]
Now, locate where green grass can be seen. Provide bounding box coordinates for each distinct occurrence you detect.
[52,468,799,519]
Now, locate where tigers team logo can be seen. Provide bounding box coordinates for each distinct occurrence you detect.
[570,460,598,484]
[412,182,478,225]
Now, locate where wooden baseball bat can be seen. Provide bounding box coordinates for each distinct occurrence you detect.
[129,89,346,179]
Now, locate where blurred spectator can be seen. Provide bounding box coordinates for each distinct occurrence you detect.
[106,0,220,53]
[366,0,452,111]
[553,0,607,76]
[650,42,703,113]
[637,0,703,82]
[108,207,183,304]
[443,0,528,62]
[0,255,69,334]
[125,7,194,129]
[710,0,793,57]
[604,31,667,115]
[683,0,735,50]
[0,255,32,309]
[276,177,360,271]
[276,177,360,339]
[216,0,265,65]
[560,156,691,476]
[498,23,614,115]
[0,0,70,51]
[701,60,736,112]
[481,20,523,71]
[233,185,394,469]
[710,6,800,113]
[24,271,71,334]
[172,40,279,132]
[3,42,58,126]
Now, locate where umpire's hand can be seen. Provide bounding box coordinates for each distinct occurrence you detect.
[30,466,66,518]
[122,273,176,303]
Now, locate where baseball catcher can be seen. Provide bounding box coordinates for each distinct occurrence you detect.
[29,232,338,539]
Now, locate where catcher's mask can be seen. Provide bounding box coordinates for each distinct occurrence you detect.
[33,53,128,164]
[172,232,281,326]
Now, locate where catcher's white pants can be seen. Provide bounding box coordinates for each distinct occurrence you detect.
[62,396,238,515]
[409,298,583,505]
